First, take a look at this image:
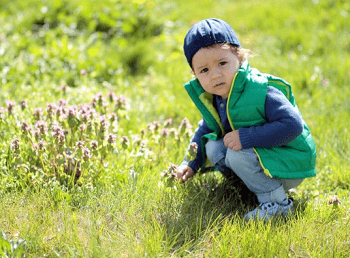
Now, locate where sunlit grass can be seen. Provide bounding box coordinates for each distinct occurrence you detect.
[0,0,350,256]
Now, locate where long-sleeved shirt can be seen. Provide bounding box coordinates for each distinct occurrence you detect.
[182,86,303,173]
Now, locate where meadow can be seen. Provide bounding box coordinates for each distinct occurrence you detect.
[0,0,350,256]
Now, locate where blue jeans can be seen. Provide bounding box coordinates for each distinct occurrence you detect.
[206,139,304,203]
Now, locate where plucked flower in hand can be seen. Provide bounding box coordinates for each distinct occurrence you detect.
[185,142,198,163]
[161,163,178,188]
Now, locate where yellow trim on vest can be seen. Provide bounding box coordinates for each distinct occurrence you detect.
[253,147,273,178]
[199,91,225,135]
[226,72,238,131]
[226,72,272,178]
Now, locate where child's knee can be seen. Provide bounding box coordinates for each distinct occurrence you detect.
[205,139,226,164]
[225,148,260,171]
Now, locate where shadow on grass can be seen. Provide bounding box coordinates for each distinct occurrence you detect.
[160,173,311,253]
[159,172,259,251]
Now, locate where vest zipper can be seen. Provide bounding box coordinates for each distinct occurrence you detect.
[226,72,238,130]
[226,72,273,178]
[252,148,273,178]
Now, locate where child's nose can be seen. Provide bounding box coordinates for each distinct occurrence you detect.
[211,68,222,79]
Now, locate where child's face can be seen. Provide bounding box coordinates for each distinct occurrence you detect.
[192,44,240,99]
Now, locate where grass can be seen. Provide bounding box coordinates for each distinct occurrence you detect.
[0,0,350,257]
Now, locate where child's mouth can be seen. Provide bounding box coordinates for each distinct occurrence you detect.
[215,83,225,87]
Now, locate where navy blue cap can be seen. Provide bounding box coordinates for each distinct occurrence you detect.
[183,18,241,68]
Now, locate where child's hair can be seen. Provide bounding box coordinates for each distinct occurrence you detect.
[205,43,253,64]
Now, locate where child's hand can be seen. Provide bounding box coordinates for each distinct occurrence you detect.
[224,130,242,151]
[176,165,194,182]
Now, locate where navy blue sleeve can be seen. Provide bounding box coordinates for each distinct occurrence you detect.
[239,86,303,149]
[181,119,211,173]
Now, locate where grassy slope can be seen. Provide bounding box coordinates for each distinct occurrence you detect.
[1,0,350,256]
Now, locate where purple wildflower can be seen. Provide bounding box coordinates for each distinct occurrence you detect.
[91,140,98,149]
[107,91,116,103]
[76,141,85,149]
[109,113,117,122]
[57,99,68,107]
[108,134,117,144]
[35,120,48,135]
[82,147,92,159]
[6,101,16,114]
[33,108,43,120]
[21,121,30,133]
[61,83,67,92]
[160,128,169,138]
[20,100,27,111]
[80,69,87,76]
[38,140,46,150]
[11,138,20,150]
[164,118,173,127]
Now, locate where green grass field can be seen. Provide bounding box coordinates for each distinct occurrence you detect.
[1,0,350,256]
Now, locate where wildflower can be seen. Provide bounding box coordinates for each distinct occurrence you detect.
[35,120,48,135]
[21,121,30,133]
[185,142,198,162]
[51,125,64,137]
[153,121,160,131]
[100,115,110,133]
[108,134,117,144]
[76,141,85,149]
[329,196,341,206]
[82,147,92,160]
[91,140,98,149]
[179,117,193,133]
[32,143,39,153]
[38,140,46,151]
[189,142,198,157]
[132,134,142,146]
[46,103,57,117]
[59,132,65,143]
[51,124,65,143]
[6,101,16,114]
[81,113,90,122]
[34,129,41,140]
[56,106,63,118]
[57,99,68,107]
[164,118,173,127]
[169,128,178,139]
[79,123,87,132]
[109,113,117,122]
[147,122,154,131]
[61,83,67,92]
[115,96,127,110]
[108,91,116,103]
[92,99,97,108]
[33,108,43,120]
[121,136,130,149]
[67,106,78,119]
[80,69,87,76]
[11,138,20,150]
[94,93,105,107]
[160,128,169,138]
[139,140,147,153]
[20,100,27,111]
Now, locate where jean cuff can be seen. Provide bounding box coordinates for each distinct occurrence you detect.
[256,185,287,203]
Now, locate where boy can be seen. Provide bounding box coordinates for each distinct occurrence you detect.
[177,18,317,221]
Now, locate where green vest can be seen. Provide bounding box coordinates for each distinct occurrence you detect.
[184,61,317,179]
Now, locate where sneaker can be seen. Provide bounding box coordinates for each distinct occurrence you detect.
[244,199,293,221]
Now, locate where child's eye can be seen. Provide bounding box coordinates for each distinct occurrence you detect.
[200,68,208,73]
[219,61,227,66]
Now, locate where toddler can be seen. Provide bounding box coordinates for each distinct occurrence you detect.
[176,18,317,221]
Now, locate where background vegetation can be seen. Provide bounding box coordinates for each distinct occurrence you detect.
[0,0,349,256]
